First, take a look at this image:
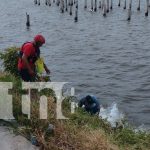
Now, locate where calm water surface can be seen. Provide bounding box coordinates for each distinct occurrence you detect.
[0,0,150,128]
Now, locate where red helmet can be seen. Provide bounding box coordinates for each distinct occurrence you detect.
[34,34,45,44]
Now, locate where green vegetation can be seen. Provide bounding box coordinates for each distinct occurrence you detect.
[0,47,20,77]
[0,47,150,150]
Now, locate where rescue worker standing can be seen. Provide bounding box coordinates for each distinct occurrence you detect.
[18,34,50,81]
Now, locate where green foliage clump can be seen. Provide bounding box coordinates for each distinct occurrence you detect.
[115,128,138,145]
[114,127,150,149]
[0,47,20,77]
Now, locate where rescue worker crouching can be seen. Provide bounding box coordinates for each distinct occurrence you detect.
[18,34,50,82]
[78,95,100,115]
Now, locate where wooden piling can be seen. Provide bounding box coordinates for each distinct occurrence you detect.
[102,0,104,10]
[71,0,73,6]
[84,0,87,9]
[99,1,101,9]
[56,0,60,6]
[110,0,112,9]
[107,0,109,12]
[127,9,131,21]
[103,1,107,16]
[48,0,51,6]
[127,1,131,21]
[38,0,40,5]
[70,1,73,15]
[65,0,68,11]
[26,13,30,27]
[94,0,97,11]
[74,0,78,22]
[145,0,149,16]
[34,0,37,4]
[129,0,132,9]
[45,0,48,5]
[137,0,140,11]
[61,0,64,13]
[91,0,94,11]
[68,0,71,6]
[118,0,120,7]
[124,0,126,9]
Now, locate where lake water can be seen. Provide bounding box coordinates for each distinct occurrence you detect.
[0,0,150,128]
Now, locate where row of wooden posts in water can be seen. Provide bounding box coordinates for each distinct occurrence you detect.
[35,0,78,19]
[26,0,150,27]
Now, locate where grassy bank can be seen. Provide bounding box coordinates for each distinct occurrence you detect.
[0,73,150,150]
[0,47,150,150]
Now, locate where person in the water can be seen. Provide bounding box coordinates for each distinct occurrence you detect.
[18,34,50,81]
[78,95,100,115]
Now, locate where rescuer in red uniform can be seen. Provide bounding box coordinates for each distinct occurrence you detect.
[18,34,50,81]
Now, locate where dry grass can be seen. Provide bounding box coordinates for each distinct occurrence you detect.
[78,129,119,150]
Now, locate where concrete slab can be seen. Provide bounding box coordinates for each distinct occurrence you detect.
[0,127,39,150]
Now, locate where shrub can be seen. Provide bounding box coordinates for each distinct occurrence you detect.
[0,47,20,77]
